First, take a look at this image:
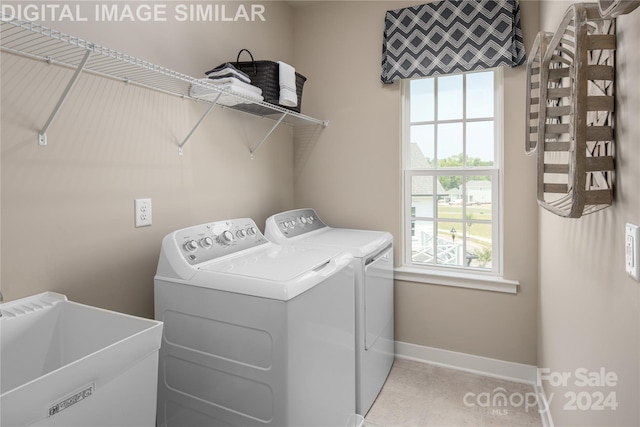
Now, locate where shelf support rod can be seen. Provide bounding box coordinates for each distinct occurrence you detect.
[250,112,287,159]
[178,93,221,155]
[38,49,92,146]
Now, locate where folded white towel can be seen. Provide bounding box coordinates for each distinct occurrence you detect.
[205,77,263,96]
[190,78,262,96]
[277,61,297,107]
[190,78,264,106]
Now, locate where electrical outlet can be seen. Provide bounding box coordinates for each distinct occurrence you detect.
[135,198,152,227]
[625,223,639,281]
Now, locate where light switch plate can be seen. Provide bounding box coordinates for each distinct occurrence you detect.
[625,223,639,281]
[135,198,152,227]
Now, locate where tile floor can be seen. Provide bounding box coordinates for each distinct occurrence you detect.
[364,358,543,427]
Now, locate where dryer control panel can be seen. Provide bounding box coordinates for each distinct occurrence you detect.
[268,208,327,239]
[172,218,268,265]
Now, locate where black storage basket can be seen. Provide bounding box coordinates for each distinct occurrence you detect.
[230,49,306,113]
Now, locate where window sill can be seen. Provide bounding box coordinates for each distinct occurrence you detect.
[394,266,519,294]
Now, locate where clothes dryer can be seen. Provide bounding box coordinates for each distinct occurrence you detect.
[154,218,356,427]
[265,208,393,415]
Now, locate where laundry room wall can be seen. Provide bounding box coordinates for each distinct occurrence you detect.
[1,1,297,318]
[291,1,540,366]
[538,1,640,425]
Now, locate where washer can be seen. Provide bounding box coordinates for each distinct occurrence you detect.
[154,218,356,427]
[265,208,394,415]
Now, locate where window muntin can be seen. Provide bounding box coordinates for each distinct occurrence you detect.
[403,70,501,274]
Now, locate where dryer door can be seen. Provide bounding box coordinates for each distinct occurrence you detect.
[364,245,394,350]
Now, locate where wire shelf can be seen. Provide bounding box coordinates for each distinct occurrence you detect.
[0,14,328,154]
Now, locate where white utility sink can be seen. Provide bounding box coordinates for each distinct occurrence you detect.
[0,292,163,427]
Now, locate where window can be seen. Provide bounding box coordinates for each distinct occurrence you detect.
[402,69,502,275]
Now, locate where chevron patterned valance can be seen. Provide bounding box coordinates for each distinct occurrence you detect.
[381,0,526,83]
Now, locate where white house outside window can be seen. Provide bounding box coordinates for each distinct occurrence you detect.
[402,69,502,275]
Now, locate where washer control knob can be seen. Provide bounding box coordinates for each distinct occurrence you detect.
[299,216,308,225]
[184,240,198,252]
[217,230,234,245]
[247,226,257,236]
[236,229,247,239]
[200,237,214,248]
[308,216,315,223]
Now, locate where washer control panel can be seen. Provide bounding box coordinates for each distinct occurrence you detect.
[173,218,268,265]
[270,208,327,239]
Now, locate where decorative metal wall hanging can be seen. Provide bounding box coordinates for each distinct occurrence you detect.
[528,3,616,218]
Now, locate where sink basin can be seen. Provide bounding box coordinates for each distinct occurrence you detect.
[0,292,163,427]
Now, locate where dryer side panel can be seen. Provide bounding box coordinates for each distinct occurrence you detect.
[286,262,356,426]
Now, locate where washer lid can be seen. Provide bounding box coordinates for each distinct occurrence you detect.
[292,228,393,258]
[198,244,342,282]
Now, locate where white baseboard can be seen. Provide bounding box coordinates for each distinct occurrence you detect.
[394,341,554,426]
[534,384,555,427]
[394,341,538,384]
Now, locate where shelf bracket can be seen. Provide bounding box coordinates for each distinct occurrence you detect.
[178,93,221,155]
[249,112,287,159]
[38,49,92,146]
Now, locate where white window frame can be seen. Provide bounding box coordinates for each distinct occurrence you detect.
[396,68,519,293]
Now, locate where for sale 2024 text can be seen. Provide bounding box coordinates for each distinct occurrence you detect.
[539,367,619,411]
